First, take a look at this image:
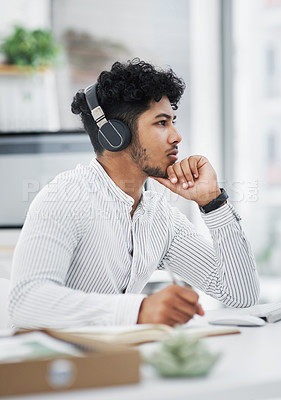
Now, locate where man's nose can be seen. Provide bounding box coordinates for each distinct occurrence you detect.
[168,127,182,144]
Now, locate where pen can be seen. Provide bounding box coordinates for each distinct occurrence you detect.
[162,260,183,286]
[163,260,203,316]
[163,260,192,288]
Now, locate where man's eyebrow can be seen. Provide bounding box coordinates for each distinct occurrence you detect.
[154,113,176,120]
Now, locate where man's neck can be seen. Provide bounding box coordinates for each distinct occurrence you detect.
[97,152,147,216]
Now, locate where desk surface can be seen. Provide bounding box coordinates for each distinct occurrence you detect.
[2,309,281,400]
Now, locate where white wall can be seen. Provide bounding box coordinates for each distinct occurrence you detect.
[0,0,50,34]
[188,0,222,237]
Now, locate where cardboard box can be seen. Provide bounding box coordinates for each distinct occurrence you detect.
[0,330,141,397]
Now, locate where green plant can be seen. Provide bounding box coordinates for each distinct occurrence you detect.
[144,333,221,377]
[1,25,59,68]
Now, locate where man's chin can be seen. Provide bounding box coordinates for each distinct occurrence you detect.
[149,174,168,179]
[142,165,168,179]
[148,170,168,179]
[152,172,169,179]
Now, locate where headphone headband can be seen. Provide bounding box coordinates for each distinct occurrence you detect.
[85,83,107,128]
[84,82,131,152]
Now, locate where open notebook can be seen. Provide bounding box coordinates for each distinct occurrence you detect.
[58,324,240,346]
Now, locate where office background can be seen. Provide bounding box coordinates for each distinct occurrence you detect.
[1,0,281,306]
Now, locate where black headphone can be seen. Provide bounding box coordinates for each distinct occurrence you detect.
[84,83,131,152]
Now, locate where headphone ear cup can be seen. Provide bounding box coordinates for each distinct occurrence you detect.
[98,119,131,152]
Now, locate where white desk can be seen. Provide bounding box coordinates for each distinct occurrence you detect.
[2,309,281,400]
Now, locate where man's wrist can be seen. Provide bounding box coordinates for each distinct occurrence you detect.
[198,188,228,214]
[196,187,222,207]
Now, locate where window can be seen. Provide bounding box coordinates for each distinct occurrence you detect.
[231,0,281,301]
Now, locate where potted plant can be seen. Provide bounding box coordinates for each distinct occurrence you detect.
[0,25,61,131]
[0,25,60,71]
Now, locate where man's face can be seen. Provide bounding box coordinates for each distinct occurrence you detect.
[130,96,182,178]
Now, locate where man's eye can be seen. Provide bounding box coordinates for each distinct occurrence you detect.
[158,120,166,126]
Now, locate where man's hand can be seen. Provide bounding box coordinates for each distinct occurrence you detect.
[137,285,204,326]
[153,155,221,206]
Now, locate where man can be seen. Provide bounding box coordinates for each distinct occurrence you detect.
[9,59,260,329]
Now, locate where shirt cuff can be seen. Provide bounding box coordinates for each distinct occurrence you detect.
[113,294,147,325]
[201,202,241,230]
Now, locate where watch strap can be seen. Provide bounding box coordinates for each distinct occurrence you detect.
[199,188,228,214]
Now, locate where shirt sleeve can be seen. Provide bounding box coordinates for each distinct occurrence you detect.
[161,202,260,308]
[8,177,145,329]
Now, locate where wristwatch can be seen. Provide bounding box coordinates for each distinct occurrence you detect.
[199,188,228,214]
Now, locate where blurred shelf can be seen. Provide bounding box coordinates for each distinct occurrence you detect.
[0,64,50,75]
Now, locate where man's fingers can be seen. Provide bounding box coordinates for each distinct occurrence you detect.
[168,162,189,189]
[170,298,204,325]
[188,156,199,179]
[168,286,203,322]
[175,285,200,305]
[167,160,196,189]
[180,158,195,187]
[137,284,204,326]
[169,309,194,325]
[173,287,204,319]
[172,299,198,320]
[166,165,178,184]
[196,303,205,316]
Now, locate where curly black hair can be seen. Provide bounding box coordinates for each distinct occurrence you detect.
[71,58,185,154]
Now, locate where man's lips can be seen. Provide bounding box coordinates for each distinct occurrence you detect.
[167,149,178,162]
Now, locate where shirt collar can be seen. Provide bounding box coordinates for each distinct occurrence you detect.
[90,158,144,208]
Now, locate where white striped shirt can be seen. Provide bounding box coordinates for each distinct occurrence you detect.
[9,158,260,329]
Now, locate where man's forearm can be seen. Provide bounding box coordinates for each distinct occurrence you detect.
[163,203,260,308]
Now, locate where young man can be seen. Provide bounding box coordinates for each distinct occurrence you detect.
[9,59,260,329]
